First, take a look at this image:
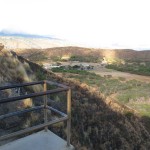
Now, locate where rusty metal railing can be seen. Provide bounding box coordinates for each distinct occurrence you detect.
[0,80,71,147]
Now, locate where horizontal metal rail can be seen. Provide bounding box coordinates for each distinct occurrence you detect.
[0,81,44,91]
[46,80,69,89]
[0,80,71,146]
[0,105,67,120]
[47,98,55,103]
[0,106,44,120]
[47,106,67,117]
[0,87,68,104]
[0,116,68,141]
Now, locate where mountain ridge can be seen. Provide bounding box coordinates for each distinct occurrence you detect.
[0,30,56,39]
[17,46,150,62]
[0,36,70,49]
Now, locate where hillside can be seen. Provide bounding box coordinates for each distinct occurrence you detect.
[0,45,150,149]
[0,36,70,49]
[17,46,150,63]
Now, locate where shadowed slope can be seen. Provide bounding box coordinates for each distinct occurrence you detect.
[0,49,150,149]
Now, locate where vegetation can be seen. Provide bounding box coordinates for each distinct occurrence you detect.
[51,67,150,118]
[107,62,150,76]
[28,52,48,62]
[0,50,36,84]
[52,66,90,75]
[1,50,150,149]
[50,56,61,62]
[70,55,100,63]
[43,66,150,149]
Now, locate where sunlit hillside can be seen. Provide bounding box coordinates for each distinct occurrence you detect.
[0,44,150,149]
[0,36,70,50]
[17,46,150,63]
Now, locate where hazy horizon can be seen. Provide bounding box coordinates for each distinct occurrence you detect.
[0,30,150,51]
[0,0,150,50]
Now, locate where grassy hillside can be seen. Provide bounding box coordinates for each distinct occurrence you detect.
[107,62,150,76]
[17,46,150,63]
[0,47,150,149]
[26,55,150,149]
[0,46,45,145]
[52,67,150,117]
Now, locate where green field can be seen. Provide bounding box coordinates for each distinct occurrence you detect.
[106,61,150,76]
[52,67,150,117]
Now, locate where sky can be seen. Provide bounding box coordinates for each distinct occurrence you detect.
[0,0,150,49]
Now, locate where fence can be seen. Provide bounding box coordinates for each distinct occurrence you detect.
[0,80,71,146]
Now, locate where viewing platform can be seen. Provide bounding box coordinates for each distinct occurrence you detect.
[0,130,74,150]
[0,80,74,150]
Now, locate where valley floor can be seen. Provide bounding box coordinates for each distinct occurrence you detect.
[90,66,150,83]
[51,61,150,83]
[51,64,150,118]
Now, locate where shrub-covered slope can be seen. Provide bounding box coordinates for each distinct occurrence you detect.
[0,46,150,149]
[27,55,150,149]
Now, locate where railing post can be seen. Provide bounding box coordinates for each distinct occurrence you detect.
[44,80,48,131]
[67,88,71,147]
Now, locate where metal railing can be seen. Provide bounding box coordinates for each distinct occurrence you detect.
[0,80,71,147]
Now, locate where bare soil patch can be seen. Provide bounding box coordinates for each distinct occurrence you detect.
[91,66,150,83]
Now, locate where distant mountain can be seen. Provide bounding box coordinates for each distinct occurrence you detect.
[0,30,55,39]
[17,46,150,62]
[0,30,71,49]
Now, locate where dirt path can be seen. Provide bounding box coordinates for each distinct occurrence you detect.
[90,66,150,83]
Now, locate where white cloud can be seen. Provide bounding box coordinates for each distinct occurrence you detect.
[0,0,150,49]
